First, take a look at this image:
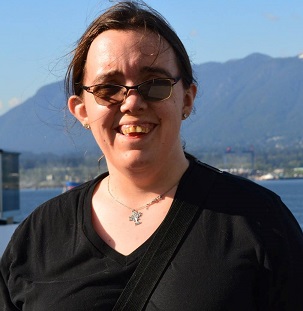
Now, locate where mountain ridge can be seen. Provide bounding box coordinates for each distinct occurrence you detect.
[1,53,302,155]
[183,53,303,151]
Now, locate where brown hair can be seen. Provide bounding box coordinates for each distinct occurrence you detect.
[65,1,196,97]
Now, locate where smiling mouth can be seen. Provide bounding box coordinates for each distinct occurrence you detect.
[118,124,154,136]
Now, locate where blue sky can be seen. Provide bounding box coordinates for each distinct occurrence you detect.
[0,0,302,115]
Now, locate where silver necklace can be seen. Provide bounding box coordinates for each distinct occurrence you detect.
[107,176,178,225]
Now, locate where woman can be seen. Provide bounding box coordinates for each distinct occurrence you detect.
[1,2,303,310]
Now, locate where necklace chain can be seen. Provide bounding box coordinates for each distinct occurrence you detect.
[107,176,178,225]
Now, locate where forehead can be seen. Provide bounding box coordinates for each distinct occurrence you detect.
[85,29,178,82]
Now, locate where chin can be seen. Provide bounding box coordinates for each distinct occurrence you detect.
[119,149,158,169]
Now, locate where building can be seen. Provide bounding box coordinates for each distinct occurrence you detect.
[0,150,20,222]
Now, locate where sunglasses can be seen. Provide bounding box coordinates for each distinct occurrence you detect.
[81,77,181,106]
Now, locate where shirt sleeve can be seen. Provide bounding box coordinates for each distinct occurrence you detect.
[0,249,20,311]
[272,198,303,309]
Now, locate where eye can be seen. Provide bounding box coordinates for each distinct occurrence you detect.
[93,85,123,99]
[138,79,172,101]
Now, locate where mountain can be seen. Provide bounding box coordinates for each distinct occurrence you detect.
[0,82,98,155]
[1,53,303,155]
[182,53,303,151]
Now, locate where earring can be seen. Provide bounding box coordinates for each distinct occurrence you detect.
[83,123,91,130]
[182,113,188,120]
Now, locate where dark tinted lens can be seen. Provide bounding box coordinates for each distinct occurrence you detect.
[93,85,125,105]
[138,79,172,101]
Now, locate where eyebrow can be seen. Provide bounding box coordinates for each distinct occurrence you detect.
[90,66,174,86]
[91,71,123,85]
[139,66,173,78]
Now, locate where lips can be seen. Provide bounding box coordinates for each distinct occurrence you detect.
[118,124,155,135]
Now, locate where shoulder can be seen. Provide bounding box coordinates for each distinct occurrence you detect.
[27,173,106,218]
[185,154,302,237]
[186,154,303,262]
[188,154,281,209]
[19,177,96,226]
[2,174,106,261]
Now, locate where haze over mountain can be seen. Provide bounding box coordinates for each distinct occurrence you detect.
[1,53,302,156]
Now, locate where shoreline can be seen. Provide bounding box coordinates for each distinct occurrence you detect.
[19,176,303,190]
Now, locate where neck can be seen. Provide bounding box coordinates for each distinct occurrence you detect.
[106,150,188,196]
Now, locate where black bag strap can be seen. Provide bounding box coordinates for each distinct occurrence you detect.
[113,160,218,310]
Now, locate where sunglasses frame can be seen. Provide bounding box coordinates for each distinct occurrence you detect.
[81,77,181,106]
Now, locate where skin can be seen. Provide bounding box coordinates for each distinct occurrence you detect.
[68,29,197,255]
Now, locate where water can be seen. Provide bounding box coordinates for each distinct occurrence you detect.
[19,188,62,221]
[18,179,303,228]
[257,179,303,229]
[1,179,302,256]
[0,188,63,256]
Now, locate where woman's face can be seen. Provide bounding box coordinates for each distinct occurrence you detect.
[69,29,196,173]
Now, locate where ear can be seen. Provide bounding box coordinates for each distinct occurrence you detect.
[68,95,88,125]
[182,83,197,117]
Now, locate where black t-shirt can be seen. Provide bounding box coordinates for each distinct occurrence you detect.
[1,156,303,310]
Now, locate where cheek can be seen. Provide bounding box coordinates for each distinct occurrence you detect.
[84,105,117,145]
[157,100,183,135]
[88,113,107,128]
[168,96,184,121]
[85,103,112,127]
[90,122,112,150]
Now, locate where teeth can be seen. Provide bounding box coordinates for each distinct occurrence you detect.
[120,125,151,135]
[134,125,142,133]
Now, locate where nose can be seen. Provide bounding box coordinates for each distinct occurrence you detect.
[120,89,147,114]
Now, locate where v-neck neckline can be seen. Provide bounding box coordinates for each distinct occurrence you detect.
[81,157,195,266]
[81,173,156,266]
